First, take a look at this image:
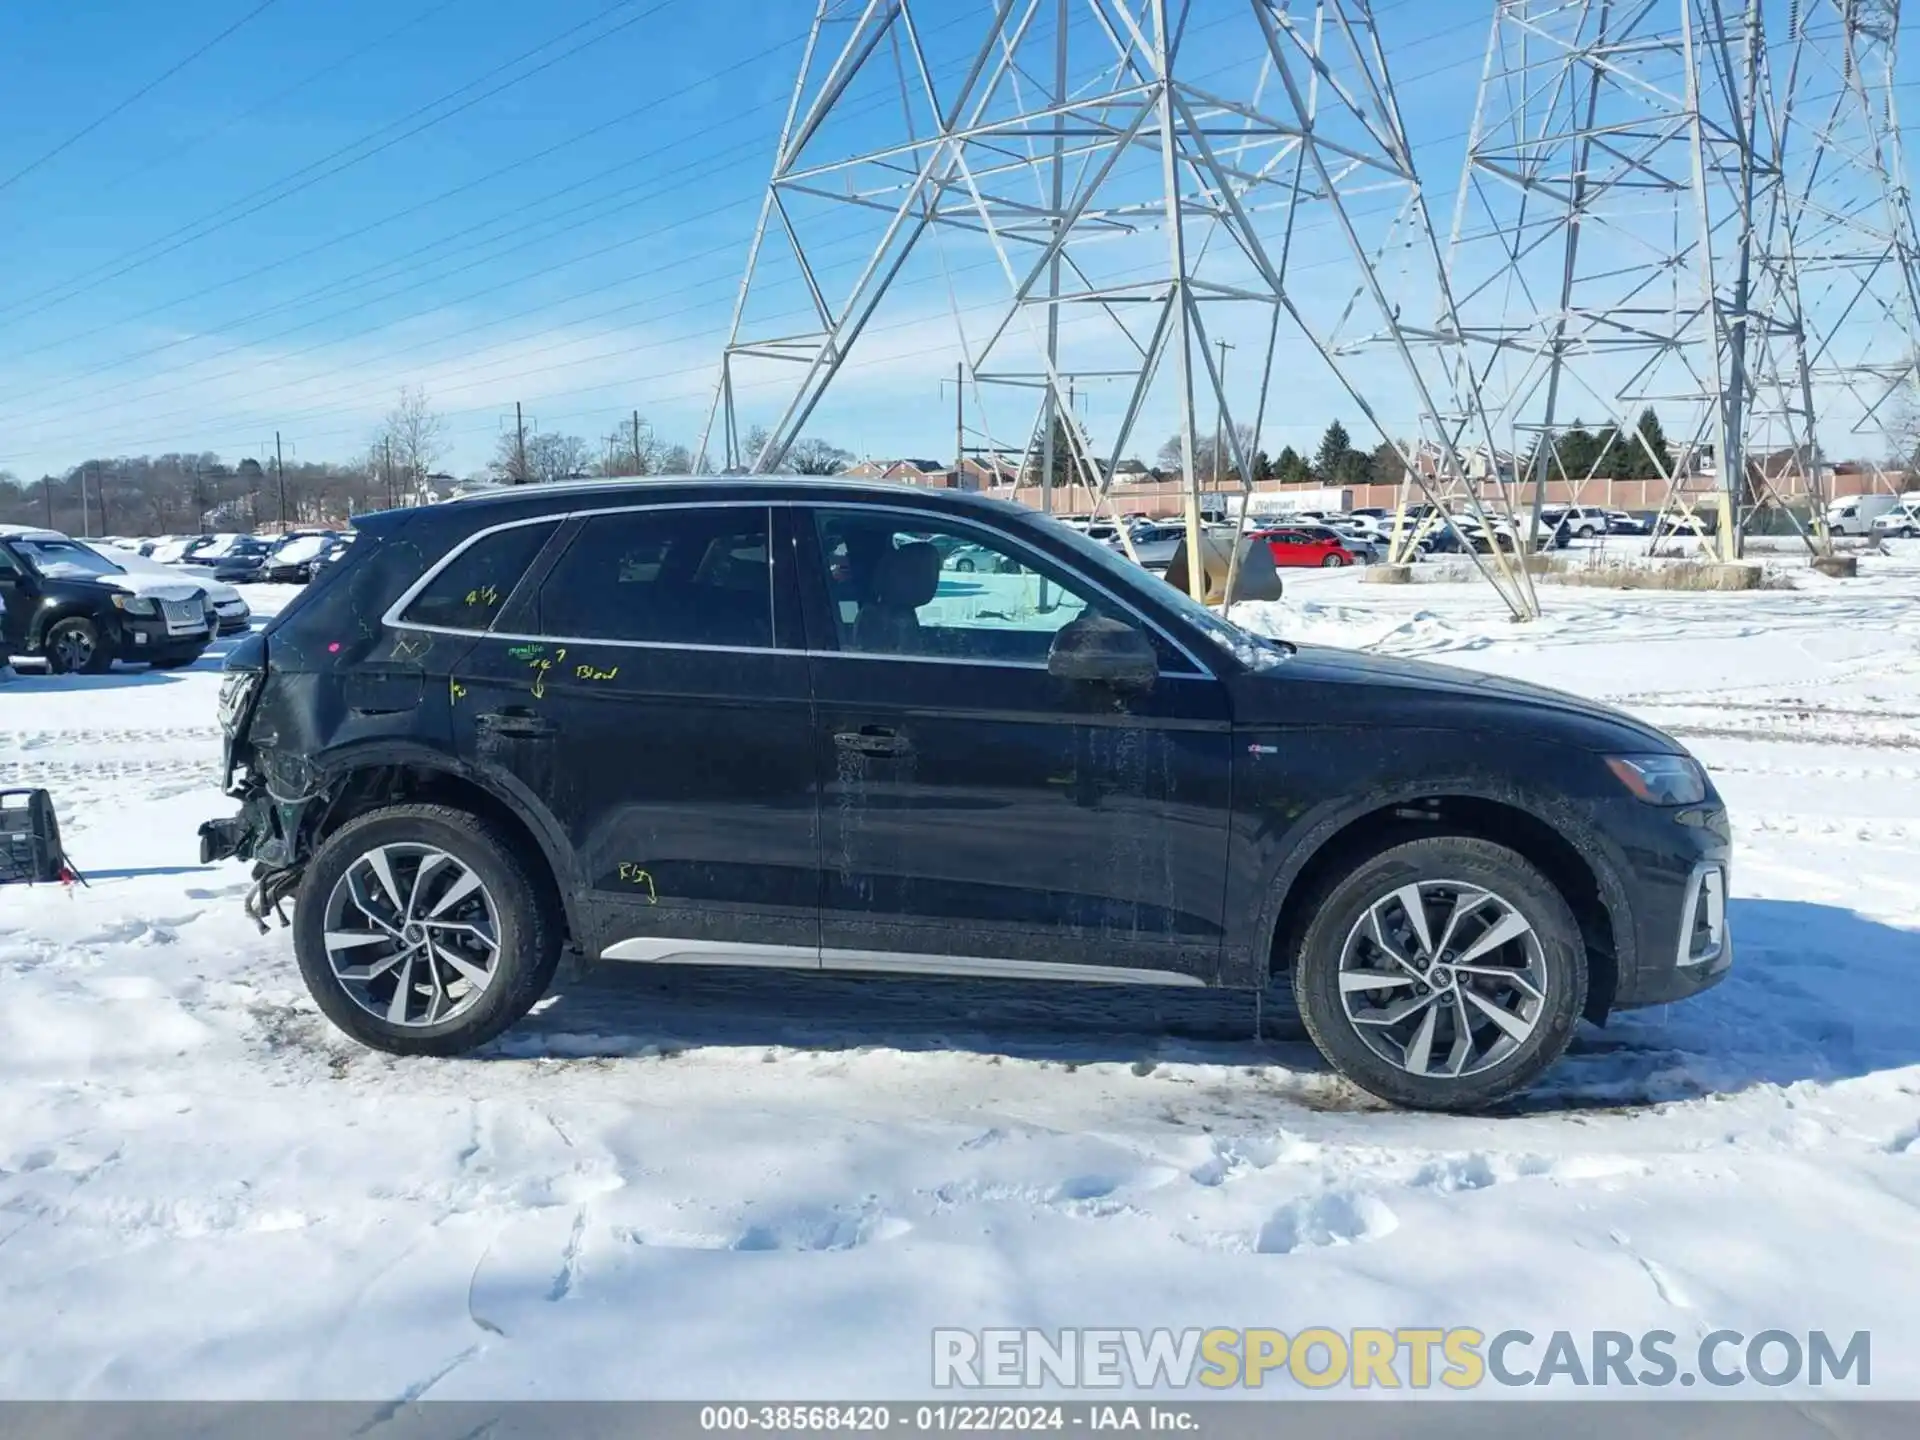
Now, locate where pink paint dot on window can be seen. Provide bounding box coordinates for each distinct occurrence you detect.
[328,642,341,653]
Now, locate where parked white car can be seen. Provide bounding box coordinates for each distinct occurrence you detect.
[84,542,252,636]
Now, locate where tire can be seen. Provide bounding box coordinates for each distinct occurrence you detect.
[1291,835,1586,1112]
[292,804,562,1057]
[954,558,975,572]
[43,616,112,675]
[1321,554,1346,568]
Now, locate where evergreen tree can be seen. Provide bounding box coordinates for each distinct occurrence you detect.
[1370,440,1408,486]
[1314,420,1352,480]
[1632,407,1672,478]
[1275,446,1312,484]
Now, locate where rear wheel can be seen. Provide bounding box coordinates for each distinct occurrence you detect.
[954,557,975,572]
[43,617,112,674]
[1291,835,1586,1111]
[292,804,561,1056]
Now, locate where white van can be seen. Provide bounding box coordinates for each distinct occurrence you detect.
[1826,494,1901,535]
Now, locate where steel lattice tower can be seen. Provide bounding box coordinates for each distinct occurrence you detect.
[1445,0,1784,562]
[702,0,1540,616]
[1753,0,1920,514]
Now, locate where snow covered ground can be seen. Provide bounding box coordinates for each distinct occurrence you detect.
[1,558,1917,1402]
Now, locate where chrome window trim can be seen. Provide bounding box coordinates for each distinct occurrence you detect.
[379,500,776,637]
[380,495,1220,681]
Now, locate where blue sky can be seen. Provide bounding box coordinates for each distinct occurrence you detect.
[0,1,1910,482]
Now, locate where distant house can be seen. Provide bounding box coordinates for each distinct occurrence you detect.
[837,457,953,486]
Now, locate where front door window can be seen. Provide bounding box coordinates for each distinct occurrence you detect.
[810,509,1102,664]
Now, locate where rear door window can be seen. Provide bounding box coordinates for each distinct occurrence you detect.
[535,507,773,649]
[402,521,559,631]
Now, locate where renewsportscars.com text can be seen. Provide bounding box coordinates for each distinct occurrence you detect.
[932,1327,1870,1391]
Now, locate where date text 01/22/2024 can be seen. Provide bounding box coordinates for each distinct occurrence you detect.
[698,1405,1195,1432]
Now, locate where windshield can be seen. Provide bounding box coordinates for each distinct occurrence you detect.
[1034,516,1292,669]
[15,538,124,579]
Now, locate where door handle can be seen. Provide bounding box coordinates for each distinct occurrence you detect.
[833,725,910,757]
[477,708,556,739]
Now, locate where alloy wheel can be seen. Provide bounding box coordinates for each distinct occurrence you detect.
[52,627,95,670]
[1337,880,1548,1078]
[321,843,502,1027]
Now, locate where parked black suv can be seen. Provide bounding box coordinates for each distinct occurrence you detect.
[200,480,1732,1110]
[1,526,218,672]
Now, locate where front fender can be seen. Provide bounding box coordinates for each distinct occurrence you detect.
[1225,731,1641,989]
[27,599,118,652]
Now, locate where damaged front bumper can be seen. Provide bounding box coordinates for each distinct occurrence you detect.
[199,788,318,931]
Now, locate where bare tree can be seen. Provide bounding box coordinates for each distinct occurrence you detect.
[596,415,659,476]
[787,436,853,475]
[489,430,590,484]
[1155,422,1255,483]
[375,386,446,501]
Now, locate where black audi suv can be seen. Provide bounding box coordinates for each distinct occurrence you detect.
[201,479,1731,1110]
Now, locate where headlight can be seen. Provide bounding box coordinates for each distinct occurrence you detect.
[1605,753,1708,806]
[112,593,159,616]
[217,671,261,734]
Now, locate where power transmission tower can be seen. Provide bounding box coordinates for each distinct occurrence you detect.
[702,0,1534,615]
[1446,0,1780,564]
[1757,0,1920,513]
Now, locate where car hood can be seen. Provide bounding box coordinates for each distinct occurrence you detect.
[91,570,208,603]
[1230,643,1682,753]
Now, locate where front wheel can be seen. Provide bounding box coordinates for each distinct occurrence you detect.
[292,804,562,1056]
[43,617,112,674]
[1292,835,1586,1111]
[1321,553,1347,568]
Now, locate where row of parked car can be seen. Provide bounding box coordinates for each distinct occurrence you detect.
[102,529,354,584]
[1064,503,1665,573]
[1,525,351,674]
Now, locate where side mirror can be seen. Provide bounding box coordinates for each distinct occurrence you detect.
[1048,613,1158,691]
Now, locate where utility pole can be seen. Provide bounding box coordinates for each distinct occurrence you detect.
[515,401,528,483]
[274,432,287,533]
[41,475,51,527]
[192,460,204,531]
[1213,338,1235,498]
[383,438,394,509]
[632,410,644,475]
[954,361,964,487]
[80,462,91,538]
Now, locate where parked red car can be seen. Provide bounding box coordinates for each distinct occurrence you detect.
[1253,526,1357,568]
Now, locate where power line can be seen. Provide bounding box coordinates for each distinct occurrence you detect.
[0,0,286,197]
[0,0,678,331]
[0,19,817,376]
[17,0,466,235]
[8,1,1486,462]
[10,17,1495,447]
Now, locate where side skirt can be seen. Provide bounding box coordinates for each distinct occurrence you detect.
[598,936,1205,988]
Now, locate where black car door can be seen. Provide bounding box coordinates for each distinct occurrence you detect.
[0,544,30,655]
[445,502,818,964]
[795,503,1234,983]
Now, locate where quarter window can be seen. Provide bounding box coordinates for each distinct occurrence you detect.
[537,507,772,649]
[809,508,1108,664]
[401,521,558,631]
